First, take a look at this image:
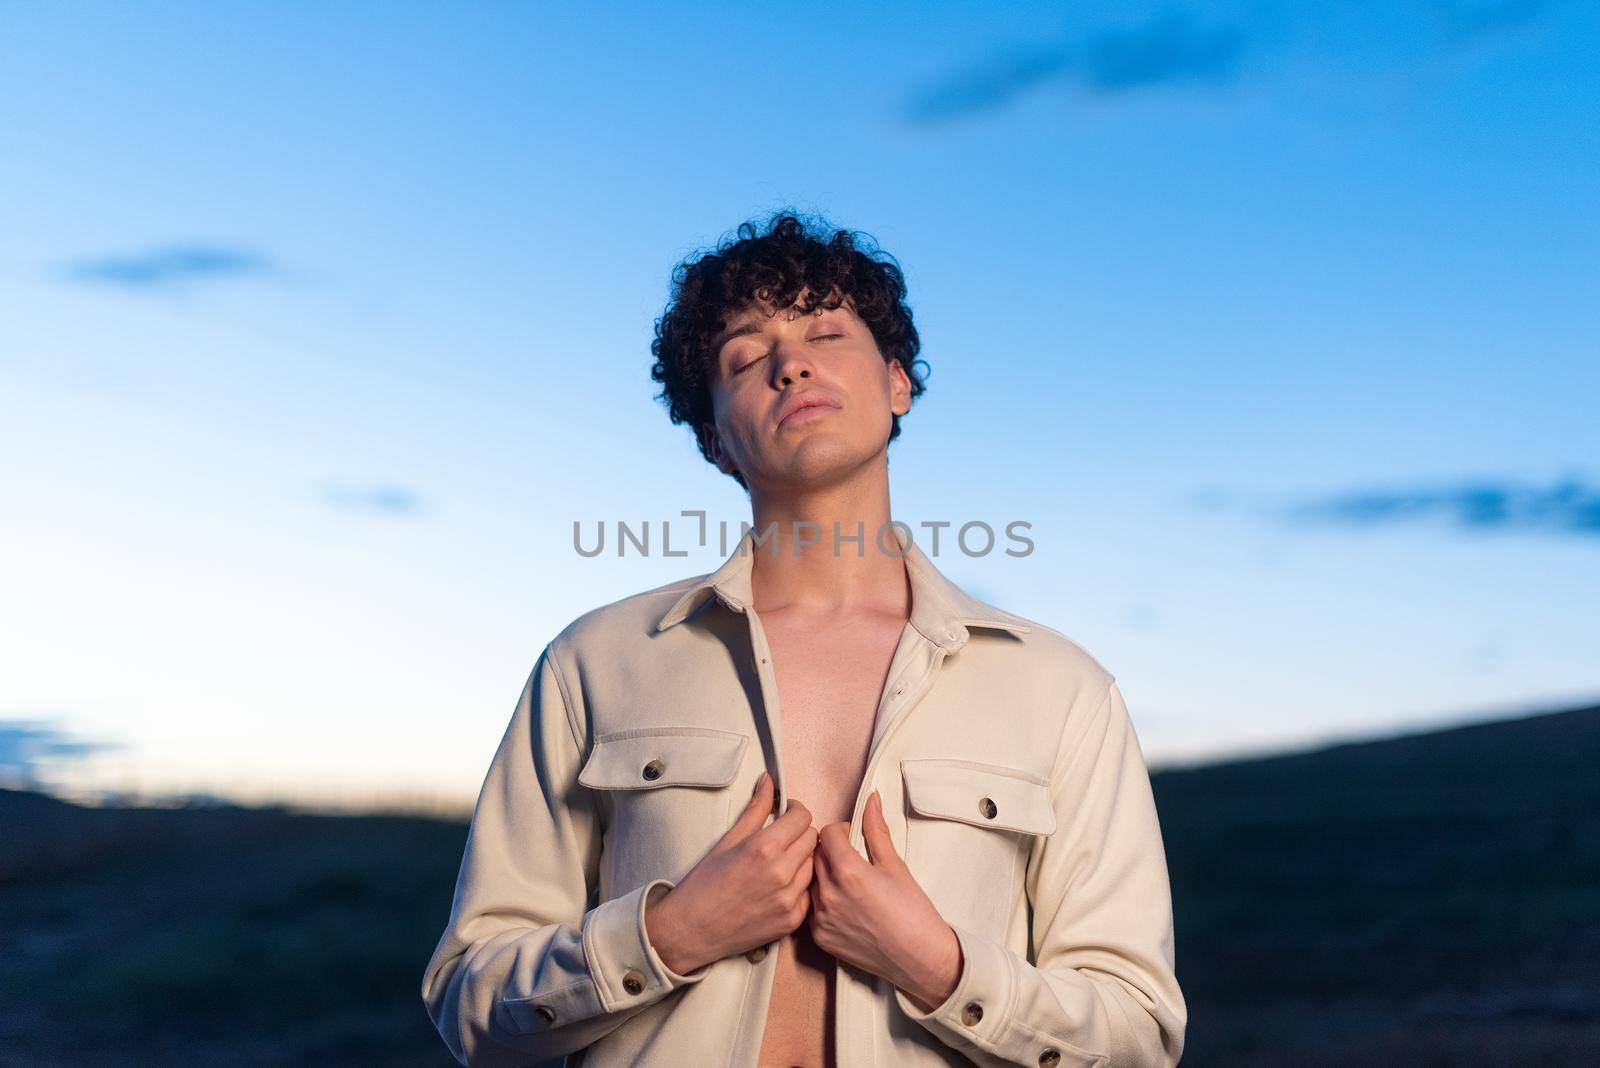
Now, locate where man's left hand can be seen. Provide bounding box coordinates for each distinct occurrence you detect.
[808,789,963,1012]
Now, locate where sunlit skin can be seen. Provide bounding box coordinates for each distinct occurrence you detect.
[698,290,909,495]
[644,289,964,1020]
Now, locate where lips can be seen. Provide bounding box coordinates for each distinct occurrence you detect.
[776,391,841,428]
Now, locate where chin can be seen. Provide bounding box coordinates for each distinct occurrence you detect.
[773,440,877,484]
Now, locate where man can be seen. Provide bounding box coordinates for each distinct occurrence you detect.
[421,212,1187,1067]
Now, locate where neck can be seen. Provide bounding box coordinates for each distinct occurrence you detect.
[744,461,907,619]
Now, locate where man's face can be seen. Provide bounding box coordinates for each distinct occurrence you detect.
[700,290,912,492]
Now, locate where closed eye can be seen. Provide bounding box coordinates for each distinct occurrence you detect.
[733,334,843,374]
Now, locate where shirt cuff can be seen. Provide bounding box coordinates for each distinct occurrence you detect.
[581,877,713,1013]
[892,920,1015,1055]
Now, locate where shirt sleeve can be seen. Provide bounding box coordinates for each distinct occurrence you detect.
[893,678,1188,1068]
[420,643,713,1067]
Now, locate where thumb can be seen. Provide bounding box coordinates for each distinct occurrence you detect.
[718,771,775,849]
[861,790,903,869]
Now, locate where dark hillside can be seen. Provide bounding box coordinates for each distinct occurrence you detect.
[0,792,467,1066]
[1155,703,1600,1066]
[2,702,1597,1065]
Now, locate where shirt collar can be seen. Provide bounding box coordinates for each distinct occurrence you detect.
[653,523,1031,653]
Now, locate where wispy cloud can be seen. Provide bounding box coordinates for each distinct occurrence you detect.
[1434,0,1565,44]
[904,0,1566,124]
[1280,474,1600,538]
[0,719,119,789]
[60,244,275,290]
[905,9,1245,123]
[321,482,425,516]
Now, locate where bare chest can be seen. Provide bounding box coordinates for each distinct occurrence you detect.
[760,613,907,826]
[753,611,908,1068]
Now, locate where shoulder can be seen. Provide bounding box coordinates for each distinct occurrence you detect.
[958,592,1118,706]
[544,570,710,665]
[964,583,1116,681]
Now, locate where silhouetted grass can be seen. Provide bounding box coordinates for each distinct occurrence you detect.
[0,795,466,1066]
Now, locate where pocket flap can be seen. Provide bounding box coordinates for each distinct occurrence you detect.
[900,758,1056,835]
[578,726,749,790]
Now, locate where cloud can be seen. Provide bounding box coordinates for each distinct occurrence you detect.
[905,9,1245,123]
[61,244,274,290]
[1433,0,1565,44]
[321,482,424,516]
[903,0,1566,124]
[0,719,120,789]
[1281,474,1600,538]
[1120,601,1162,632]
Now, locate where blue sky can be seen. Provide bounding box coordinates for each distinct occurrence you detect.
[2,1,1596,810]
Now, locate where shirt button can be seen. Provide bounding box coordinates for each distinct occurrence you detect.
[960,1001,984,1026]
[642,759,664,781]
[745,945,769,962]
[534,1005,556,1026]
[978,796,997,819]
[622,969,646,995]
[1038,1050,1061,1067]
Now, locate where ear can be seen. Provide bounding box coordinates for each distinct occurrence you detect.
[698,422,737,475]
[887,358,913,417]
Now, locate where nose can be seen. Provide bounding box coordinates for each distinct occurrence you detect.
[772,341,814,387]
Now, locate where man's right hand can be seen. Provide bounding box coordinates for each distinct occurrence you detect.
[644,770,816,976]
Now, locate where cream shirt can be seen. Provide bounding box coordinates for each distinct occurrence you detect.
[421,525,1187,1067]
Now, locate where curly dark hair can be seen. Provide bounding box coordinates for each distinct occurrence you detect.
[650,210,927,490]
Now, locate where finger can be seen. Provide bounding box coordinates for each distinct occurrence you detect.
[767,798,815,845]
[809,839,830,889]
[861,790,903,869]
[718,771,774,849]
[809,844,835,911]
[814,820,859,871]
[780,820,819,878]
[786,849,815,896]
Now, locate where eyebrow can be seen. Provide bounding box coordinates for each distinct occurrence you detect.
[709,322,763,357]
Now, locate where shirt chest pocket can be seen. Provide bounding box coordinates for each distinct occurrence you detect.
[900,758,1056,940]
[578,726,751,889]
